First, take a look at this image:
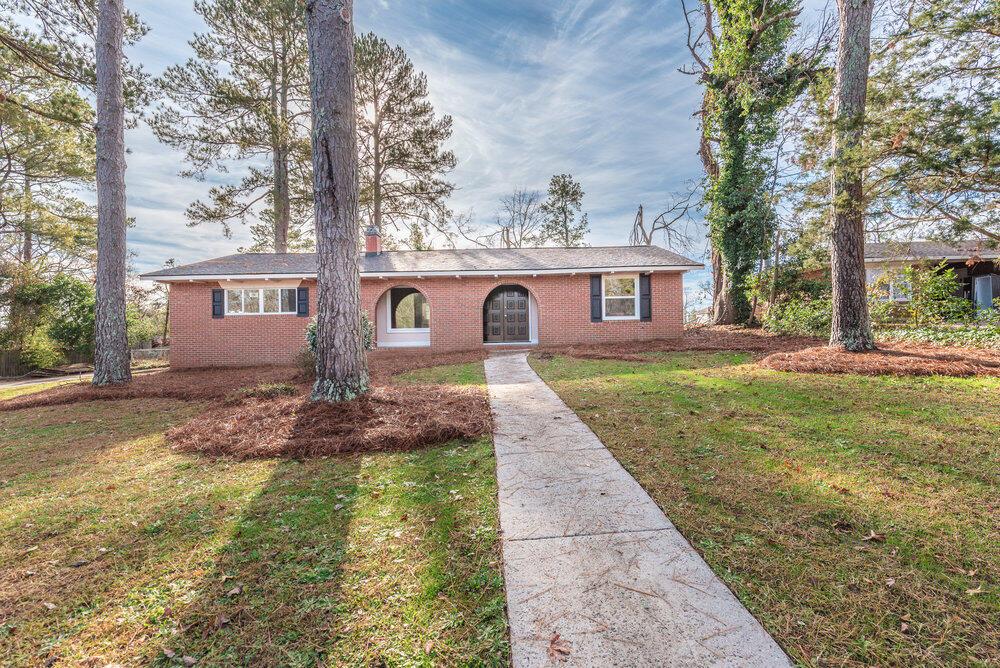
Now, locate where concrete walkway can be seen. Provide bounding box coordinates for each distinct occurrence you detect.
[485,352,790,667]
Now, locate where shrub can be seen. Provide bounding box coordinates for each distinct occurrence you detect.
[764,293,832,337]
[868,262,974,326]
[21,330,66,369]
[306,311,375,353]
[877,324,1000,348]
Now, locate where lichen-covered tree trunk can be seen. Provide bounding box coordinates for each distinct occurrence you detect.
[829,0,876,351]
[306,0,369,402]
[93,0,132,386]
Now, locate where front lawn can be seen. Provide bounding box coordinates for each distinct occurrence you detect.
[0,362,507,667]
[531,351,999,667]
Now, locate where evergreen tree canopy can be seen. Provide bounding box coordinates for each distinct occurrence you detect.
[355,32,457,247]
[540,174,589,247]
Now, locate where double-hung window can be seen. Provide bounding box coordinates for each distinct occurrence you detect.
[602,275,639,320]
[225,287,297,315]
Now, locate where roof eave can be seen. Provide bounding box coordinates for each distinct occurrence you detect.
[140,264,705,283]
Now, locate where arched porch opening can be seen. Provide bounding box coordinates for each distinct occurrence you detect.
[375,285,431,348]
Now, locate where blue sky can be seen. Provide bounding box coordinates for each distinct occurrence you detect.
[121,0,824,299]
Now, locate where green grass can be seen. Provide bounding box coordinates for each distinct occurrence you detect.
[0,363,507,667]
[395,361,487,387]
[531,351,999,667]
[0,378,87,401]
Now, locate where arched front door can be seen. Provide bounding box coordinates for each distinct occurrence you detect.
[484,285,530,343]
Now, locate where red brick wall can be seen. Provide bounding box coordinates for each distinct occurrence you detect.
[168,272,685,368]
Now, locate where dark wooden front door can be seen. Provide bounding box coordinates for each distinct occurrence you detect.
[484,285,530,343]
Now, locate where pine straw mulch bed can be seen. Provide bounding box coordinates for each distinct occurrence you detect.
[540,326,1000,378]
[759,342,1000,377]
[0,349,491,460]
[536,326,821,362]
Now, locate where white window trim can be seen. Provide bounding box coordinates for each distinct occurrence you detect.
[386,287,430,333]
[602,274,640,320]
[224,287,298,316]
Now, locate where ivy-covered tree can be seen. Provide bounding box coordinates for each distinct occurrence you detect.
[151,0,313,253]
[355,32,456,247]
[540,174,589,247]
[683,0,827,323]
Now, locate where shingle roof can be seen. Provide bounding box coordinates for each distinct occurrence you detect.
[865,240,1000,261]
[140,245,703,279]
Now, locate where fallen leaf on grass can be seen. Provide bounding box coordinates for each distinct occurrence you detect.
[966,586,985,596]
[548,633,572,662]
[226,586,242,597]
[861,530,885,542]
[182,656,198,666]
[213,613,230,629]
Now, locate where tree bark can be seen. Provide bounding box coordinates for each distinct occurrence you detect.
[270,69,291,253]
[93,0,132,385]
[22,179,32,266]
[699,90,737,325]
[829,0,876,351]
[306,0,369,402]
[272,142,290,253]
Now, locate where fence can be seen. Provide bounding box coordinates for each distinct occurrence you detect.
[0,350,95,378]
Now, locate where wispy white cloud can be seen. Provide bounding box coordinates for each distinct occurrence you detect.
[124,0,711,286]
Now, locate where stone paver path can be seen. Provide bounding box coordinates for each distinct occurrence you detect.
[486,352,790,667]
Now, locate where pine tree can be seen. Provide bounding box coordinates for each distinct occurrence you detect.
[355,32,456,247]
[829,0,876,351]
[151,0,312,253]
[92,0,131,385]
[306,0,369,403]
[0,0,148,109]
[0,43,97,278]
[540,174,589,247]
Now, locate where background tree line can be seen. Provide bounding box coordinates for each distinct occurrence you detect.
[665,0,997,350]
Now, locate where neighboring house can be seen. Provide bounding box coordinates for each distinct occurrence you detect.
[865,240,1000,309]
[140,228,702,368]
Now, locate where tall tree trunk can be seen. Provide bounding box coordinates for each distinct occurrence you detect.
[829,0,876,351]
[93,0,132,386]
[699,90,736,325]
[372,103,382,233]
[21,179,32,266]
[270,67,291,253]
[272,143,290,253]
[306,0,369,402]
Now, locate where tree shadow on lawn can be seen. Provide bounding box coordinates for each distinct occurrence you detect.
[535,356,1000,665]
[155,435,507,667]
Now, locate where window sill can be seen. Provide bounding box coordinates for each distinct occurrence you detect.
[223,312,298,316]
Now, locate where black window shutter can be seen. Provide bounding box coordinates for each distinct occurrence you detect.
[297,287,309,317]
[639,274,652,321]
[590,274,603,322]
[211,288,224,319]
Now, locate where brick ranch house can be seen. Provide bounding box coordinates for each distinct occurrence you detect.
[141,230,702,369]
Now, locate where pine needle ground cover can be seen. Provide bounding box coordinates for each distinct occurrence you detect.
[0,361,508,667]
[531,351,999,667]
